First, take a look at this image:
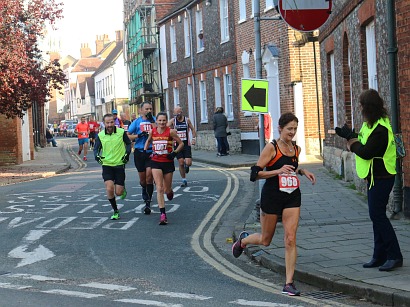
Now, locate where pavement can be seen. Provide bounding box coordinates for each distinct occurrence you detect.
[0,139,409,306]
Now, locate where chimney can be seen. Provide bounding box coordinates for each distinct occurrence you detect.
[96,34,110,54]
[115,30,123,42]
[80,43,92,58]
[49,52,61,61]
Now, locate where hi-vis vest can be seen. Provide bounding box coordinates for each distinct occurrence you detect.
[356,117,396,187]
[99,127,126,166]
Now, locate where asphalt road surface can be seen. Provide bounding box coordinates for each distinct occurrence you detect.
[0,152,382,307]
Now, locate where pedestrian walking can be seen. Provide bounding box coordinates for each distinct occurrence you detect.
[75,116,90,161]
[213,107,230,156]
[167,106,197,187]
[232,112,316,296]
[127,102,156,214]
[145,112,184,225]
[335,89,403,271]
[94,113,132,220]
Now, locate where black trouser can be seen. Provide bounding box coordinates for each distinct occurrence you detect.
[216,137,228,154]
[367,176,403,261]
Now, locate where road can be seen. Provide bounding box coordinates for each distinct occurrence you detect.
[0,148,382,307]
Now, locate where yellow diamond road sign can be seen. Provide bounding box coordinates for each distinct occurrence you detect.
[241,78,269,113]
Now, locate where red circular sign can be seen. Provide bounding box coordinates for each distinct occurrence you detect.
[279,0,332,32]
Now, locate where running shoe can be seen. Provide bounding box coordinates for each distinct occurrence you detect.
[142,187,149,201]
[180,180,188,187]
[110,211,120,220]
[144,202,151,215]
[185,165,190,174]
[232,231,249,258]
[166,190,174,200]
[282,283,301,296]
[159,213,167,225]
[120,188,127,200]
[83,156,87,161]
[78,150,82,155]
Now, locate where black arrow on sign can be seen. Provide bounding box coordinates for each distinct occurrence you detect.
[244,85,266,109]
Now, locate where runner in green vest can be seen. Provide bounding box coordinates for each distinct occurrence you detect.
[335,89,403,272]
[94,113,132,220]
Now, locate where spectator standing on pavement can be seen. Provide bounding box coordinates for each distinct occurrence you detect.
[232,112,316,296]
[335,89,403,272]
[213,107,229,156]
[88,116,100,150]
[112,109,123,128]
[121,112,131,131]
[167,106,197,187]
[144,112,184,225]
[94,114,132,220]
[46,128,57,147]
[131,113,137,122]
[75,116,90,161]
[127,102,156,214]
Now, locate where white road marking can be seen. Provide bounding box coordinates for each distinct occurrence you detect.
[149,291,212,300]
[7,273,65,281]
[0,282,31,290]
[230,299,302,306]
[42,289,104,298]
[8,244,55,267]
[191,169,356,307]
[115,299,182,307]
[79,282,136,291]
[23,229,51,241]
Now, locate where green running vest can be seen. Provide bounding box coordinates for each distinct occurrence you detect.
[98,128,126,166]
[356,117,396,188]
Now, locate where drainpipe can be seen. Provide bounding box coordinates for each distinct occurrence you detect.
[186,7,197,129]
[387,0,403,214]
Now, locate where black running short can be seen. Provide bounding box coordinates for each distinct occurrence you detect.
[175,144,192,159]
[102,165,125,186]
[89,131,96,139]
[260,184,301,215]
[150,160,175,174]
[133,150,152,172]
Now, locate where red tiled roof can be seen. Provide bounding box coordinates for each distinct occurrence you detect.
[71,58,103,72]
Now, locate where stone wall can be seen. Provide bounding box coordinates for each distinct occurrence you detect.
[195,129,242,153]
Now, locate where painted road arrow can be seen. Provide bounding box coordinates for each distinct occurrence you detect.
[9,244,55,267]
[244,85,267,109]
[8,229,55,267]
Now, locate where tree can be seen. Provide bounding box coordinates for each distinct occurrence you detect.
[0,0,66,118]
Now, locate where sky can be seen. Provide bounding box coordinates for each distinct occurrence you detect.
[50,1,123,58]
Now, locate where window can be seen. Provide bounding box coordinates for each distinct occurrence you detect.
[173,87,179,107]
[239,0,246,22]
[214,77,221,108]
[251,0,256,17]
[170,24,177,62]
[224,74,233,120]
[199,81,207,122]
[184,16,191,57]
[265,0,274,11]
[366,21,377,90]
[196,9,204,51]
[329,53,338,128]
[220,0,229,42]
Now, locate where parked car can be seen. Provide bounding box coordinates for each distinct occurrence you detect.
[66,124,77,137]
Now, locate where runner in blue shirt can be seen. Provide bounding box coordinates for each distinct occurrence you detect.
[127,102,156,214]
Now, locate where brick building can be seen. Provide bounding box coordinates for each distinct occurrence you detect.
[158,0,240,152]
[319,0,410,217]
[233,1,324,157]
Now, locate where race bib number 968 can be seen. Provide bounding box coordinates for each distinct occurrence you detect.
[278,172,299,194]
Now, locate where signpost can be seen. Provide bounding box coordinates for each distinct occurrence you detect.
[241,78,269,113]
[278,0,332,32]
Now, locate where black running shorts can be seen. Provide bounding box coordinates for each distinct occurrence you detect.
[102,165,125,186]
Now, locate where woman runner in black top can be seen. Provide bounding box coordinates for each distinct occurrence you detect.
[232,112,316,296]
